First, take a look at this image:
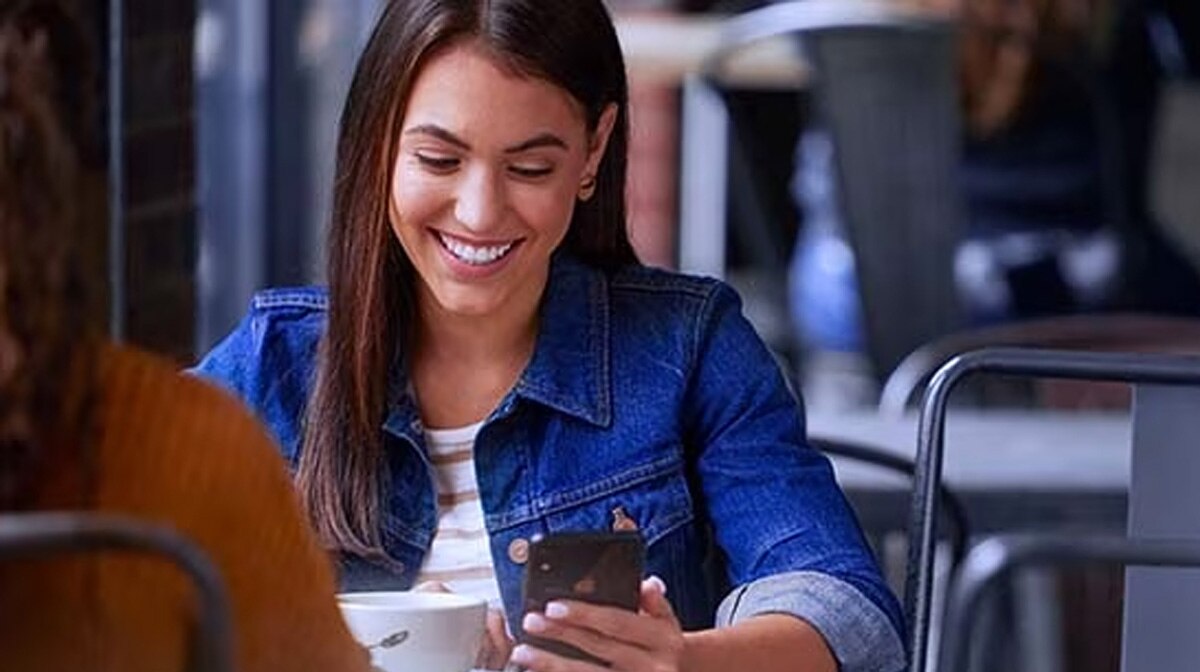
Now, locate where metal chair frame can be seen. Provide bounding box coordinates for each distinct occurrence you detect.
[0,512,234,672]
[906,347,1200,671]
[810,435,971,567]
[879,313,1200,416]
[939,534,1200,672]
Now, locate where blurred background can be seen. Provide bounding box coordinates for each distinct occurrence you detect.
[63,1,1200,670]
[89,0,1200,406]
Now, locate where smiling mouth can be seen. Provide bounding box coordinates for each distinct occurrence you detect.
[435,230,519,266]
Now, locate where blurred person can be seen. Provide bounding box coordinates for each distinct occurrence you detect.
[786,0,1200,362]
[194,1,906,671]
[0,2,368,671]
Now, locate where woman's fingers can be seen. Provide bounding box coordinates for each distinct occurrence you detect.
[536,599,662,650]
[477,608,514,670]
[510,642,611,672]
[520,577,683,669]
[639,576,676,620]
[533,576,679,647]
[522,612,645,668]
[516,576,685,671]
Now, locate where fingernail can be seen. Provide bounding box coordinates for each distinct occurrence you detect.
[647,575,667,595]
[523,612,548,632]
[511,645,534,664]
[544,601,569,619]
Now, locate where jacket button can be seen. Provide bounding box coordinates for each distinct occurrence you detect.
[611,507,638,532]
[508,538,530,564]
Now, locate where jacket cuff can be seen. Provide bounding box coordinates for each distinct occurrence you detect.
[716,571,906,672]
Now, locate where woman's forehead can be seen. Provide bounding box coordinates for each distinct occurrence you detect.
[402,42,588,144]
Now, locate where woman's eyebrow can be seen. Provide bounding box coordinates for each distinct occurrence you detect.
[504,133,569,154]
[402,125,569,153]
[404,124,471,150]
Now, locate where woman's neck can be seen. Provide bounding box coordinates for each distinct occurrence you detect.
[414,298,538,368]
[410,295,539,429]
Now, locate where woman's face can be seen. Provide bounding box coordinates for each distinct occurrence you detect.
[391,42,616,321]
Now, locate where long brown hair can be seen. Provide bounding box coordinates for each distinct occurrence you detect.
[0,0,101,509]
[960,0,1107,135]
[299,0,637,559]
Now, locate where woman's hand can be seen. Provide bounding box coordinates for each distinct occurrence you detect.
[478,608,515,670]
[412,582,514,670]
[512,577,685,671]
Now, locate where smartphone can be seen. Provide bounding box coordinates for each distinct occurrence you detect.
[519,531,645,665]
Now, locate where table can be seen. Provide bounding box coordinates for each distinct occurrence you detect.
[616,13,809,88]
[809,408,1132,535]
[810,407,1134,672]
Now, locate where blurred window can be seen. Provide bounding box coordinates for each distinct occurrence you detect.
[196,0,381,351]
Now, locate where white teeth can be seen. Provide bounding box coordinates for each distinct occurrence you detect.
[438,233,515,266]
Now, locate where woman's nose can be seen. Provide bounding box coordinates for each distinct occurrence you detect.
[454,167,506,233]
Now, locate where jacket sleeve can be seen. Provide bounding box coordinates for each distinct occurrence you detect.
[683,282,906,672]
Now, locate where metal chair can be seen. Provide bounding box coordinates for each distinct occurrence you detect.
[0,512,235,672]
[879,313,1200,416]
[810,435,970,568]
[940,534,1200,672]
[682,0,963,379]
[907,347,1200,672]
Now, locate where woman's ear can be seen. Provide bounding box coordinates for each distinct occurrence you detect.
[584,103,619,177]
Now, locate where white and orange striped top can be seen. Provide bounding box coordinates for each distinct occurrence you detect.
[414,421,503,608]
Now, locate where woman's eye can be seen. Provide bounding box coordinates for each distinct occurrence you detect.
[509,165,554,179]
[415,154,460,173]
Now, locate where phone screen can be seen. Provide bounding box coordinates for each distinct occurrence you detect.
[519,532,645,665]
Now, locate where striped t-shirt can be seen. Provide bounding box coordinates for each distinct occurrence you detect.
[413,420,503,608]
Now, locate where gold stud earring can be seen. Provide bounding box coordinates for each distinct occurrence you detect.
[578,175,597,202]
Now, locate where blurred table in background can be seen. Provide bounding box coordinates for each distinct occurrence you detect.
[616,13,810,87]
[809,409,1131,534]
[812,408,1131,672]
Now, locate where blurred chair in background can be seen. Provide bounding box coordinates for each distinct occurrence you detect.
[907,348,1200,672]
[694,0,963,407]
[880,312,1200,415]
[940,535,1200,672]
[811,435,971,566]
[785,0,1200,409]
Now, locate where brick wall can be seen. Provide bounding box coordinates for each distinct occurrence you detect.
[626,81,678,269]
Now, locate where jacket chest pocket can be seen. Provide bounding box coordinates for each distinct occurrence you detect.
[537,456,694,548]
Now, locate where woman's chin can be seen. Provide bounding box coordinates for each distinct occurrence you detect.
[427,289,509,320]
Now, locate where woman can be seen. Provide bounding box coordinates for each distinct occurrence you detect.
[195,1,905,670]
[0,2,367,670]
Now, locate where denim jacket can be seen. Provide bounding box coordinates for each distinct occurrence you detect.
[193,254,906,672]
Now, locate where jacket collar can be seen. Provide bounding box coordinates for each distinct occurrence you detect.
[515,252,612,427]
[383,252,612,441]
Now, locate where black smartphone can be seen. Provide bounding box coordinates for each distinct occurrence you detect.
[519,531,645,666]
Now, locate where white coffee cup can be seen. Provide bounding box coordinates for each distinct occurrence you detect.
[338,591,488,672]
